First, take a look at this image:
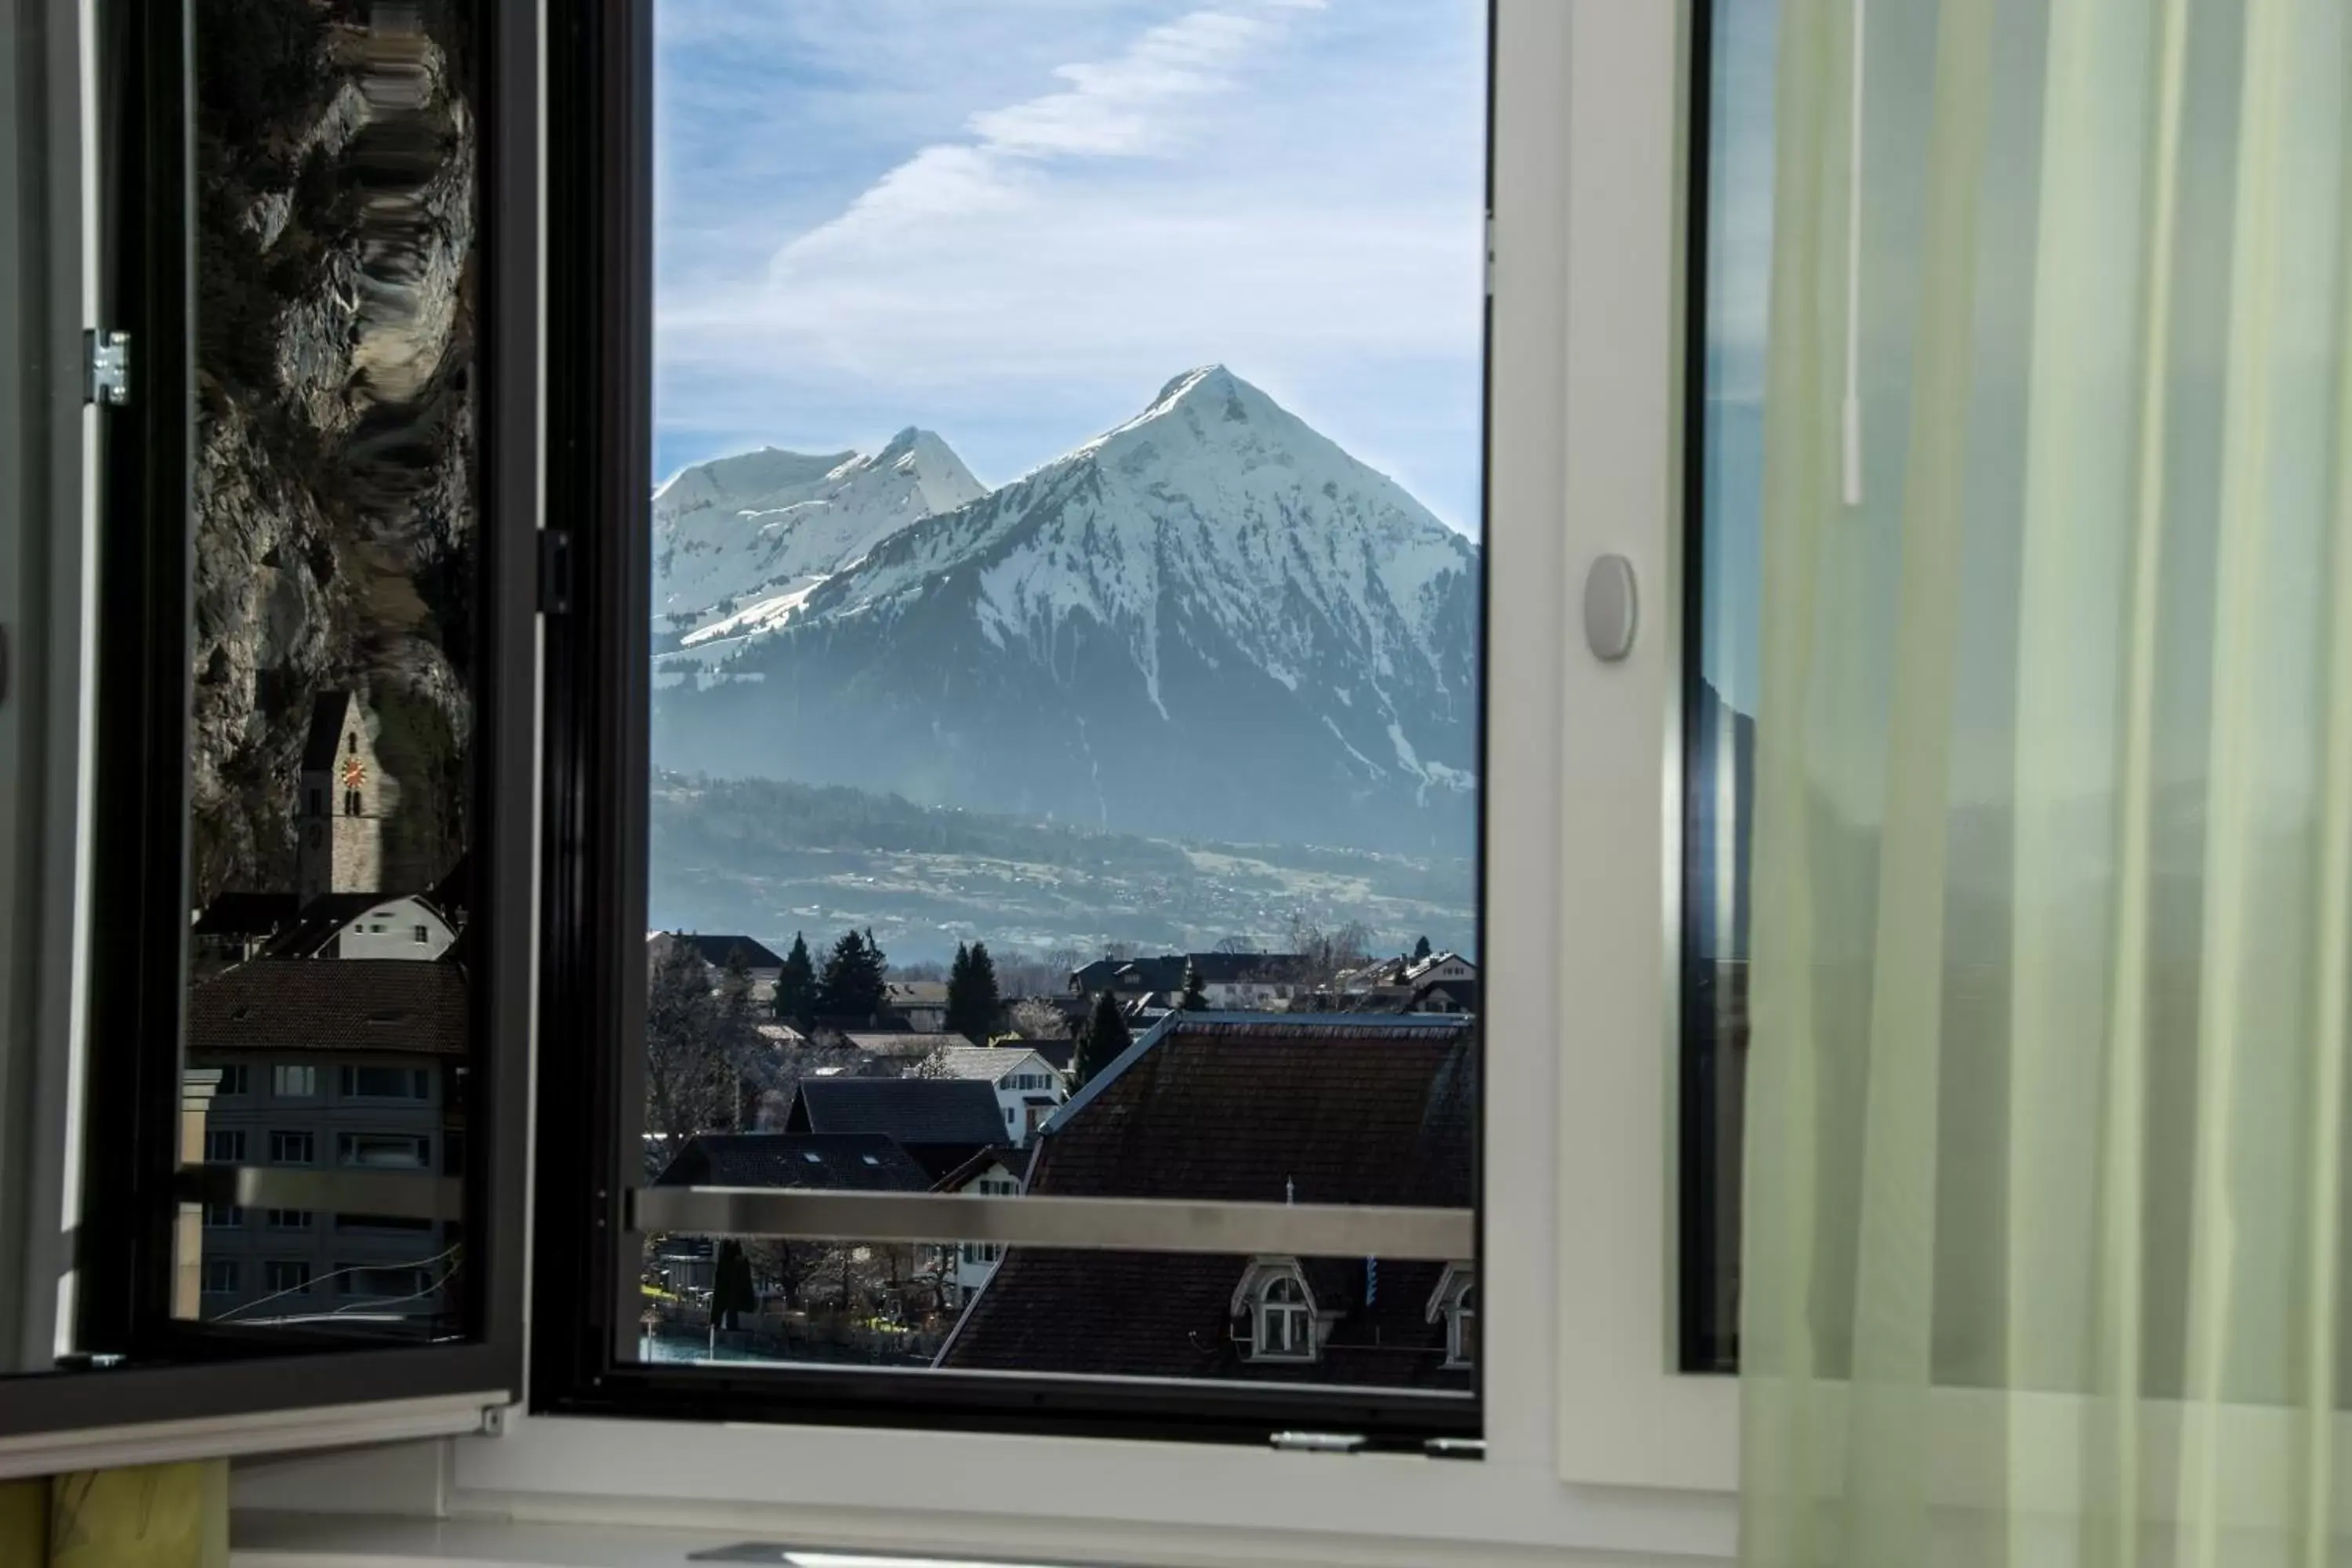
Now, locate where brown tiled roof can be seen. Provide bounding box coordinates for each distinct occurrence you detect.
[937,1014,1475,1390]
[187,959,470,1057]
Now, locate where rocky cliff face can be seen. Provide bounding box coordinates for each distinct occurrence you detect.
[191,0,476,905]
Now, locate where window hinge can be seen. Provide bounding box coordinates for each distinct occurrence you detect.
[537,528,574,615]
[1269,1430,1364,1454]
[84,328,129,406]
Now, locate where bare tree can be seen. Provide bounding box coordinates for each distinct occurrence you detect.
[1009,996,1069,1039]
[1282,914,1374,988]
[1212,934,1261,954]
[644,939,741,1163]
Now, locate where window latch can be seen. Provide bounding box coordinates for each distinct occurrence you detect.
[1268,1430,1364,1454]
[84,328,129,406]
[537,528,574,615]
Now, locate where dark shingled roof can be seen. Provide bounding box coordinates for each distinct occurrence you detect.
[260,894,451,960]
[651,1133,931,1192]
[937,1014,1475,1390]
[187,959,469,1057]
[1073,953,1306,995]
[191,891,299,937]
[927,1145,1032,1194]
[662,933,786,970]
[785,1078,1007,1147]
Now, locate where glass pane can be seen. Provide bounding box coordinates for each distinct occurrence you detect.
[176,0,482,1348]
[640,0,1486,1393]
[1680,0,1773,1372]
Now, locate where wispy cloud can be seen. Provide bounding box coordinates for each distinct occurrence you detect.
[655,0,1486,530]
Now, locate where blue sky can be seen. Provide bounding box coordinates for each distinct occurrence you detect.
[652,0,1490,533]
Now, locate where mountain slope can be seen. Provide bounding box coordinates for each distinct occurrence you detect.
[652,427,985,643]
[652,368,1480,851]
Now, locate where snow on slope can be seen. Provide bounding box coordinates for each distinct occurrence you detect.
[651,427,985,640]
[777,366,1476,748]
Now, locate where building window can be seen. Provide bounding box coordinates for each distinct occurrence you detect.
[1252,1269,1315,1361]
[271,1064,317,1098]
[268,1131,315,1165]
[344,789,361,817]
[262,1261,311,1294]
[211,1063,249,1095]
[202,1261,239,1294]
[334,1213,434,1232]
[203,1203,243,1228]
[265,1208,311,1229]
[338,1132,430,1169]
[339,1065,430,1101]
[203,1131,244,1163]
[346,733,357,756]
[412,924,430,945]
[1427,1265,1476,1370]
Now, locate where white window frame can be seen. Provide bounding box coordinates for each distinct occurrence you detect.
[426,10,1743,1565]
[270,1063,318,1098]
[1243,1264,1316,1363]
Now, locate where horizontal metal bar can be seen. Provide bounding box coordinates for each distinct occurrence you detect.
[175,1164,463,1221]
[630,1189,1475,1261]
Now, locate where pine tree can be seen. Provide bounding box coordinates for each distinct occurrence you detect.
[1412,935,1433,962]
[818,927,889,1022]
[772,932,817,1023]
[1070,990,1131,1091]
[1179,959,1209,1012]
[948,941,1003,1042]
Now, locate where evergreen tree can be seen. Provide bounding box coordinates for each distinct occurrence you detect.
[1412,935,1433,962]
[818,927,890,1021]
[948,941,1003,1042]
[1179,959,1209,1011]
[711,1238,757,1330]
[1070,990,1131,1091]
[772,932,817,1023]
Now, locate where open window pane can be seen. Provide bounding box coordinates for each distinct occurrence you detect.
[632,0,1487,1404]
[1677,0,1772,1377]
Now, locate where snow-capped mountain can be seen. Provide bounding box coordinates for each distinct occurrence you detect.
[652,426,985,644]
[652,368,1480,851]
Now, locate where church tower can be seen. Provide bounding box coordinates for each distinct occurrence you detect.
[296,691,386,904]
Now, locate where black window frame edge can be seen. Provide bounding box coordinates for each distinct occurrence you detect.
[1674,0,1738,1377]
[528,0,1491,1449]
[0,0,539,1441]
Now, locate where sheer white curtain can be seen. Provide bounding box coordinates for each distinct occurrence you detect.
[1739,1,2352,1563]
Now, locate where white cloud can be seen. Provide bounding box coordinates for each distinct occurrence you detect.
[655,0,1486,526]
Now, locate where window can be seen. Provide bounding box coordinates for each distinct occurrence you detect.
[346,734,357,756]
[204,1131,245,1163]
[412,925,430,945]
[532,0,1482,1450]
[343,789,361,817]
[203,1204,243,1229]
[265,1209,311,1230]
[262,1262,311,1296]
[338,1133,430,1170]
[271,1064,317,1098]
[1250,1269,1316,1363]
[336,1266,435,1300]
[1677,0,1772,1376]
[202,1261,239,1295]
[338,1065,430,1101]
[334,1214,434,1233]
[211,1063,249,1096]
[268,1131,314,1166]
[1428,1267,1476,1370]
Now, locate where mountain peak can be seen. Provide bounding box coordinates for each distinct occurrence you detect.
[1144,364,1256,422]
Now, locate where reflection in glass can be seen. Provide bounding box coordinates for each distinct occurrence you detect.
[637,1,1486,1390]
[183,0,479,1344]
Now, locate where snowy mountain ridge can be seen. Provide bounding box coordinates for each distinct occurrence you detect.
[652,426,985,644]
[652,368,1480,851]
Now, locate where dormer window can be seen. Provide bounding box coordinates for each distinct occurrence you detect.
[1427,1263,1476,1369]
[1230,1260,1317,1362]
